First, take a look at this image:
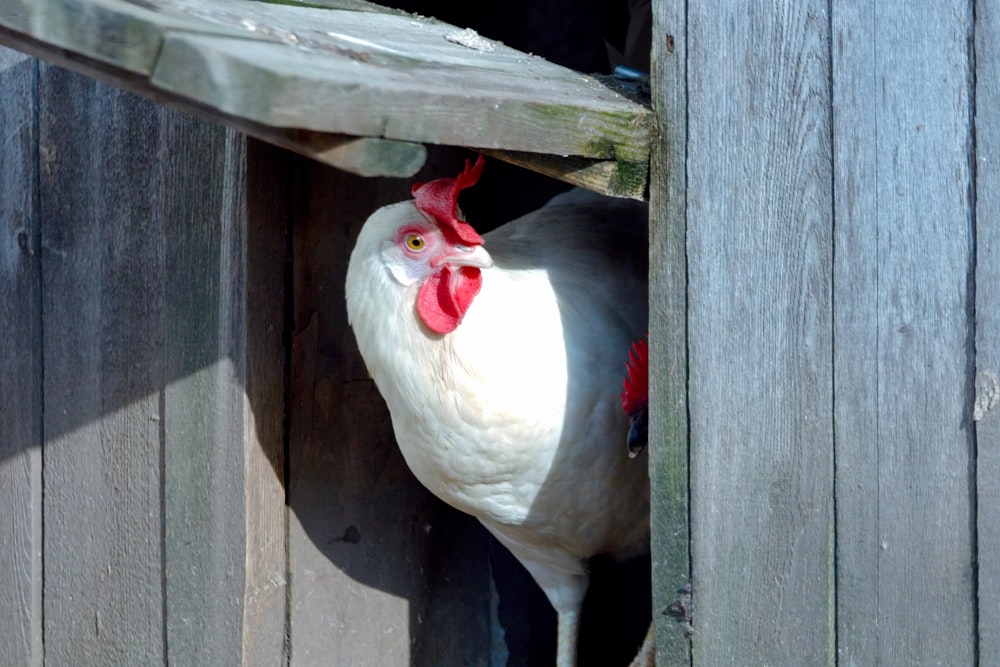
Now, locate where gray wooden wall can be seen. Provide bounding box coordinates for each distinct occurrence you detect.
[0,49,288,665]
[4,0,1000,666]
[650,1,999,665]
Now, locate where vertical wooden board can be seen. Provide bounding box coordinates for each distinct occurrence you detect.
[829,3,881,664]
[160,116,250,664]
[975,1,1000,662]
[685,2,835,664]
[0,46,42,667]
[648,0,692,663]
[38,65,166,665]
[286,154,492,666]
[832,3,978,664]
[243,138,290,667]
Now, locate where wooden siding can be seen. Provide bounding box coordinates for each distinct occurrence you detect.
[650,1,996,664]
[832,3,976,664]
[976,2,1000,664]
[0,55,287,665]
[647,0,691,664]
[688,2,835,663]
[0,45,43,667]
[2,0,999,664]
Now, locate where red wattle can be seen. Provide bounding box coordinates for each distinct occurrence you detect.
[416,266,482,334]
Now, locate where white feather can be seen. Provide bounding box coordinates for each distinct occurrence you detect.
[345,189,649,623]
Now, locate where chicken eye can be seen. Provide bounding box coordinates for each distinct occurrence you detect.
[404,233,426,252]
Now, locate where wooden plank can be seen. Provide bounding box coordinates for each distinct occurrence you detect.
[243,138,291,666]
[685,2,835,664]
[159,115,255,665]
[0,0,651,192]
[647,0,692,663]
[286,154,492,666]
[36,64,288,666]
[829,4,881,663]
[832,2,977,664]
[0,45,43,667]
[38,64,166,665]
[0,0,244,74]
[975,0,1000,662]
[0,23,428,179]
[152,28,649,160]
[482,149,646,201]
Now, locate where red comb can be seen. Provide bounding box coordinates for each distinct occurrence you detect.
[412,155,486,246]
[621,337,649,416]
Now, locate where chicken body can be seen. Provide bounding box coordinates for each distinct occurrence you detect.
[345,167,649,665]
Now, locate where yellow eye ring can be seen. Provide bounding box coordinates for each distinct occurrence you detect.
[404,233,426,251]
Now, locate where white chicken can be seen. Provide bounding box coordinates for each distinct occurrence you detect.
[345,156,650,666]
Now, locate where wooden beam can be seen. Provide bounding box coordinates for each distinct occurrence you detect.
[0,0,651,195]
[0,24,427,178]
[483,149,647,201]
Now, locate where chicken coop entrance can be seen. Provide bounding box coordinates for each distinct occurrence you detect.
[3,0,998,665]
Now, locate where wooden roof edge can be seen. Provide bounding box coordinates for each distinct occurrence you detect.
[0,23,427,177]
[483,150,648,201]
[0,4,650,196]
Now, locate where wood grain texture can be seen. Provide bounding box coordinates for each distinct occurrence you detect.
[647,1,692,664]
[0,22,430,179]
[975,0,1000,662]
[482,149,647,201]
[243,138,291,667]
[152,29,648,161]
[0,44,43,667]
[832,3,978,664]
[685,2,835,664]
[35,64,288,665]
[160,116,249,665]
[38,64,167,665]
[829,4,881,662]
[0,0,651,193]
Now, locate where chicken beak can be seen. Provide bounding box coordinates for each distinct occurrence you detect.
[438,244,493,270]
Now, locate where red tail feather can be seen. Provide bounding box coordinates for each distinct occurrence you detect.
[621,336,649,415]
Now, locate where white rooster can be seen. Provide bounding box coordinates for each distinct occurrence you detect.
[345,156,651,666]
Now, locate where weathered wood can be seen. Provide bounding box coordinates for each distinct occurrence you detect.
[264,130,426,178]
[832,3,978,664]
[152,29,648,160]
[243,138,291,666]
[829,6,881,663]
[482,149,646,200]
[159,117,249,665]
[35,64,288,665]
[647,2,692,665]
[685,2,835,664]
[0,23,428,179]
[38,64,167,665]
[0,0,651,194]
[286,154,492,666]
[976,1,1000,662]
[0,44,43,667]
